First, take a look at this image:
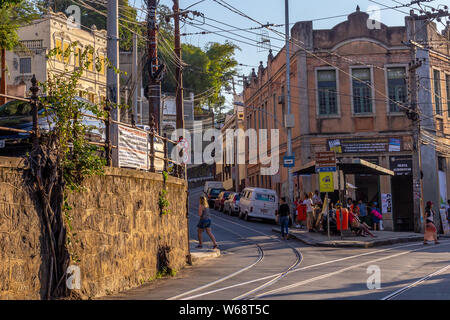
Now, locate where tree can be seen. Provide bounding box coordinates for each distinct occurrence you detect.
[0,0,37,50]
[159,41,239,115]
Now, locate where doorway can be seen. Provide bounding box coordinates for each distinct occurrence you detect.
[391,175,414,231]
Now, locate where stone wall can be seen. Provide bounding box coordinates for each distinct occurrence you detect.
[0,156,188,299]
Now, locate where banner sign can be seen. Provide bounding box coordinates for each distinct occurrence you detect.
[328,137,402,154]
[118,125,148,170]
[389,156,412,176]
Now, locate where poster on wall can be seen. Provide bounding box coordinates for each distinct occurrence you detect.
[118,125,148,170]
[439,209,450,235]
[381,193,392,215]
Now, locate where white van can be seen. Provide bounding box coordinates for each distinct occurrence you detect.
[238,187,278,222]
[204,181,224,194]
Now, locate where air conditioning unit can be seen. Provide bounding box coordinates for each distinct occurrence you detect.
[278,95,285,105]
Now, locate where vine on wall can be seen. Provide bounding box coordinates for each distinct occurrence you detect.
[25,42,118,299]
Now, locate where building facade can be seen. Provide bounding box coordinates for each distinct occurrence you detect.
[216,98,246,192]
[6,10,107,103]
[243,8,450,232]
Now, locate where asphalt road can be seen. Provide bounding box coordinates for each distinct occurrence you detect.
[105,187,450,300]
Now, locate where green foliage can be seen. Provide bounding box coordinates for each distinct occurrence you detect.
[160,41,240,115]
[158,171,170,215]
[0,0,37,50]
[155,267,176,279]
[41,42,111,262]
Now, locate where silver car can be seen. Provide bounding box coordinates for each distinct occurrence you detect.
[223,192,240,216]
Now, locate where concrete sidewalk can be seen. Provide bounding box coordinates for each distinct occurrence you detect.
[272,227,433,248]
[189,240,221,263]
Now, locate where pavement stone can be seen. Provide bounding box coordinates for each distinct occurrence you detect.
[189,241,221,263]
[272,227,430,248]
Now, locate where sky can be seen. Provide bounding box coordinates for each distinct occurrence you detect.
[134,0,449,108]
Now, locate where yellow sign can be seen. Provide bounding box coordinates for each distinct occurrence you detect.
[319,172,334,192]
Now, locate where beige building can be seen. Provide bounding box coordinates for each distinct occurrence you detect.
[216,96,246,192]
[6,10,107,103]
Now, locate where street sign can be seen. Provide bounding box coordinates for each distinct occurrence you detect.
[319,172,334,192]
[315,151,336,173]
[316,167,336,172]
[283,155,295,167]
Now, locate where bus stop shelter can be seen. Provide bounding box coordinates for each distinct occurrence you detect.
[293,157,395,202]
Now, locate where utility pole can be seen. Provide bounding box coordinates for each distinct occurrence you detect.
[132,32,138,126]
[107,0,119,166]
[173,0,184,134]
[146,0,164,133]
[285,0,294,210]
[0,48,6,105]
[408,56,423,234]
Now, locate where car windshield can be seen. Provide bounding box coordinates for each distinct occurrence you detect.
[210,189,222,196]
[255,193,275,202]
[0,100,33,117]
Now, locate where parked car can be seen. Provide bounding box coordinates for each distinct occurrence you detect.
[0,98,105,157]
[238,187,278,222]
[204,181,223,194]
[223,192,240,215]
[214,190,232,211]
[206,187,224,207]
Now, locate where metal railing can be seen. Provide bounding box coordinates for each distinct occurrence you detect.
[0,75,186,178]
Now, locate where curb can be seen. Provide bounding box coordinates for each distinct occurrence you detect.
[190,249,221,264]
[272,227,424,248]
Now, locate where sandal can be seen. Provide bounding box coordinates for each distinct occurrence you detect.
[212,245,218,249]
[196,245,203,248]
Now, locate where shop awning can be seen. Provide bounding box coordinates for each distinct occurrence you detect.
[293,158,394,176]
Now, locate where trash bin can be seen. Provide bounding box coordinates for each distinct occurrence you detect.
[335,208,349,230]
[296,204,307,222]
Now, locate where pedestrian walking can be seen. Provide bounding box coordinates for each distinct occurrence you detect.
[197,196,218,249]
[277,197,290,240]
[423,201,439,245]
[303,192,314,232]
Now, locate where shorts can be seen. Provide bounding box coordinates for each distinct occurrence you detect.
[197,219,211,229]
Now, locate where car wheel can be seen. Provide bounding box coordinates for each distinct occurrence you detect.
[244,212,249,221]
[238,211,243,219]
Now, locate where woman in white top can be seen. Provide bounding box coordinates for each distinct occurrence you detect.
[302,192,314,232]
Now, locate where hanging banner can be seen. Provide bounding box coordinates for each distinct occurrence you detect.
[118,125,148,170]
[319,172,334,193]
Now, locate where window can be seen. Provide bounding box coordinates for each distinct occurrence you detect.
[255,193,275,202]
[317,69,338,115]
[387,67,407,113]
[75,47,81,67]
[55,39,63,61]
[87,51,94,71]
[63,42,70,64]
[99,54,105,74]
[19,57,31,74]
[273,94,277,129]
[433,69,442,115]
[352,68,373,114]
[446,74,450,117]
